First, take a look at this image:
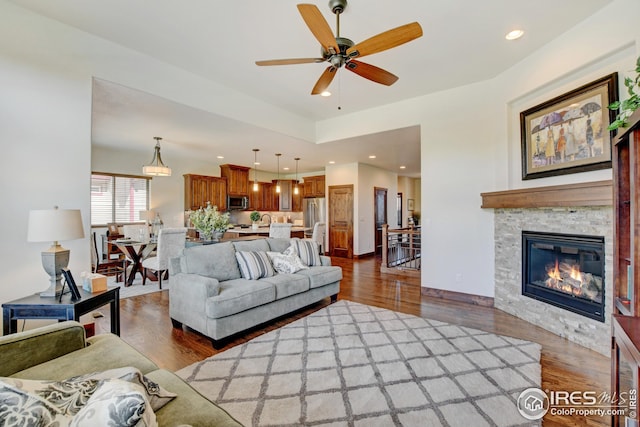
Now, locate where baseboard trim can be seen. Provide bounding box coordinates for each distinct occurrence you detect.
[354,252,375,259]
[421,287,494,307]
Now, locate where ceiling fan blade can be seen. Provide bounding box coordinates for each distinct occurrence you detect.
[346,22,423,59]
[311,66,337,95]
[297,4,339,54]
[346,60,398,86]
[256,58,325,66]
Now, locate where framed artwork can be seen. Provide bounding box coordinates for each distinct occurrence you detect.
[407,199,414,211]
[520,73,618,180]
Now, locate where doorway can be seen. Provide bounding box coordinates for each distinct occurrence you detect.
[328,185,354,258]
[374,187,388,256]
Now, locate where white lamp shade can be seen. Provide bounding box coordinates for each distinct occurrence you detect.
[27,209,85,243]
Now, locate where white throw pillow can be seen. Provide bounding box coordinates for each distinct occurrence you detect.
[267,251,308,274]
[235,251,276,280]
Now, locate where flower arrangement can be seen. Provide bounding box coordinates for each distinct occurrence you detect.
[608,55,640,131]
[250,211,261,223]
[189,202,230,239]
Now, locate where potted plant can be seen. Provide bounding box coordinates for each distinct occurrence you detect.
[190,202,230,241]
[250,211,261,230]
[608,55,640,131]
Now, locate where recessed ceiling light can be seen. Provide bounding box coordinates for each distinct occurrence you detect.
[505,30,524,41]
[321,91,331,97]
[400,165,406,169]
[254,162,260,165]
[329,161,335,164]
[369,155,376,159]
[283,167,290,170]
[217,155,224,159]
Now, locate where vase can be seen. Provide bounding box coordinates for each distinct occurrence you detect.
[199,230,213,241]
[251,223,259,231]
[213,231,224,242]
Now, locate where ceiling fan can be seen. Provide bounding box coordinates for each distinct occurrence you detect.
[255,0,423,95]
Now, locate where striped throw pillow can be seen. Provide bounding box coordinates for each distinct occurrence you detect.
[290,238,322,267]
[235,251,276,280]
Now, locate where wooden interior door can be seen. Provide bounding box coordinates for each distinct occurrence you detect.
[328,185,353,258]
[374,187,388,255]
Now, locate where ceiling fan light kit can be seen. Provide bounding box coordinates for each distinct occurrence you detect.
[256,0,422,96]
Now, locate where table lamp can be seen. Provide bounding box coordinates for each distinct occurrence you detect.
[27,206,85,297]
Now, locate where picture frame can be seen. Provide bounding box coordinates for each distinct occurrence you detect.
[520,73,618,180]
[60,268,82,301]
[407,199,415,211]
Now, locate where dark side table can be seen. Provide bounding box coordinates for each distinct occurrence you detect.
[2,286,120,336]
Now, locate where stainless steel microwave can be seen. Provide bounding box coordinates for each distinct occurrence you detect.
[227,195,249,210]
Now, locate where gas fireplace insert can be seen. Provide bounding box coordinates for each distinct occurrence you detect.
[522,231,605,322]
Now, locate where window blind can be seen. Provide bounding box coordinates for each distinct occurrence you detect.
[91,173,150,226]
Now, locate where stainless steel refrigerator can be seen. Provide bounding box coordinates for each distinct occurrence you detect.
[303,197,326,237]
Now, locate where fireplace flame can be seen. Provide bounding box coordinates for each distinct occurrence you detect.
[542,258,602,302]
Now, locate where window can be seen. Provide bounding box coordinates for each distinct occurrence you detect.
[91,173,150,226]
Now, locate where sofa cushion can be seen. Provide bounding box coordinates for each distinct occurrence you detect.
[206,279,275,319]
[12,334,159,380]
[235,251,276,280]
[266,238,291,253]
[260,273,310,299]
[180,242,241,281]
[232,239,270,253]
[294,266,343,289]
[267,251,307,274]
[290,238,322,266]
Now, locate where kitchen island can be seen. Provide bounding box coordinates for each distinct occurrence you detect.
[224,226,310,239]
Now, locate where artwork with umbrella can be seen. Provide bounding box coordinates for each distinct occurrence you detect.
[520,73,618,180]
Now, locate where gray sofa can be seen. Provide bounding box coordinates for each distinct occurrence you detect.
[169,238,341,346]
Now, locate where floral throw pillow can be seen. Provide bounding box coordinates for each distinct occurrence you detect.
[267,251,308,274]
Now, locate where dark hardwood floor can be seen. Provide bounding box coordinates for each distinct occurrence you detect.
[85,256,610,426]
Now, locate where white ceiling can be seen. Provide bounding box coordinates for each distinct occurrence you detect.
[10,0,611,176]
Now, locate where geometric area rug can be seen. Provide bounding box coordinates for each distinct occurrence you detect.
[176,300,541,427]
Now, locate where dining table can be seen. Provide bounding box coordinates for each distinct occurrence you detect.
[114,239,157,286]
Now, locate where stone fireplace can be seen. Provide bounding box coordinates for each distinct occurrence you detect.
[482,181,613,355]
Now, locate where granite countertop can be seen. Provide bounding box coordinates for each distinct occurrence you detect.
[227,226,311,234]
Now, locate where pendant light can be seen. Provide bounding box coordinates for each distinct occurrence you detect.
[275,153,281,193]
[294,157,300,195]
[143,137,171,176]
[253,148,260,192]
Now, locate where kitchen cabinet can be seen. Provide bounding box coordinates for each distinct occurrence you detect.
[220,164,250,196]
[292,188,303,212]
[184,174,227,211]
[303,175,325,198]
[613,109,640,315]
[261,182,279,211]
[275,180,294,211]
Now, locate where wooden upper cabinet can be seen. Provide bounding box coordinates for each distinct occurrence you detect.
[275,180,293,211]
[261,182,279,211]
[220,164,250,196]
[303,175,326,198]
[184,174,227,211]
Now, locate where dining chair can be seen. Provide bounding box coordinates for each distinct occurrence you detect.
[90,231,127,282]
[142,227,187,289]
[311,222,326,254]
[269,223,292,239]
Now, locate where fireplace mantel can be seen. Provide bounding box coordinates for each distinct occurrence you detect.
[480,180,612,209]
